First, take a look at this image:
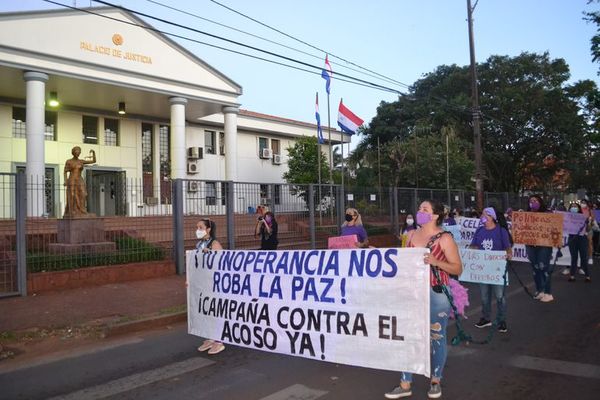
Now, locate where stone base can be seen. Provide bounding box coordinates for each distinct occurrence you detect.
[57,217,105,244]
[48,242,116,255]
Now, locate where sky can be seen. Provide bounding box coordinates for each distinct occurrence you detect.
[2,0,599,150]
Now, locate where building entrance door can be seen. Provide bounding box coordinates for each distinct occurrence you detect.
[86,170,126,216]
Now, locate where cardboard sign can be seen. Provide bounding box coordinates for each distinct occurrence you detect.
[187,248,432,375]
[458,249,508,286]
[512,212,563,247]
[328,234,358,249]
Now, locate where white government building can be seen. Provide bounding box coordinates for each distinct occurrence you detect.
[0,6,346,217]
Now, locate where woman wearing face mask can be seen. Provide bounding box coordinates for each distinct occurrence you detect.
[341,207,368,248]
[399,214,417,247]
[256,211,279,250]
[566,203,592,282]
[194,219,225,355]
[470,206,512,333]
[385,200,462,400]
[525,195,555,302]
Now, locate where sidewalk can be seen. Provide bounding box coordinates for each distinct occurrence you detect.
[0,275,187,338]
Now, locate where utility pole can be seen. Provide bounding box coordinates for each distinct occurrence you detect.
[467,0,484,210]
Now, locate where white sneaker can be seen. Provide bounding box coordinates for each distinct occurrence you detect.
[561,268,570,276]
[533,292,545,300]
[540,293,554,303]
[578,268,585,275]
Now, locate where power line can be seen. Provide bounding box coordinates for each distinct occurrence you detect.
[207,0,412,89]
[89,0,403,94]
[145,0,404,88]
[42,0,400,94]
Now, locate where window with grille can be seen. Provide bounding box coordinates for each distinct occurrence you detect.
[219,131,225,155]
[206,182,216,206]
[104,118,119,146]
[159,125,171,203]
[142,123,153,200]
[12,107,26,138]
[45,111,57,141]
[205,130,216,154]
[82,115,98,144]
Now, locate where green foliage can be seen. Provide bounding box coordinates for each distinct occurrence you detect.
[283,136,330,184]
[351,52,600,194]
[27,237,165,273]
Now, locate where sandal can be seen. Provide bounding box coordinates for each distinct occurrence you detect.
[197,339,215,352]
[208,342,225,355]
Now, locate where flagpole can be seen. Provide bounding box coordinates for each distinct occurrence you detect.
[340,98,345,197]
[327,90,334,221]
[316,92,323,225]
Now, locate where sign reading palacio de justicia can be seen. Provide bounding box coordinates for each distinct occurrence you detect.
[79,33,152,64]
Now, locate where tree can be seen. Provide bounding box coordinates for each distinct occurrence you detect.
[351,52,598,194]
[585,0,600,75]
[283,136,330,184]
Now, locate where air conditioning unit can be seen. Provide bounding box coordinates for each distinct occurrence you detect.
[188,181,199,192]
[187,160,200,174]
[272,154,282,165]
[261,148,273,159]
[145,197,158,206]
[187,147,204,159]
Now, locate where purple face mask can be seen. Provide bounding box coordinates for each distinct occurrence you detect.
[529,202,540,211]
[480,216,488,226]
[265,215,272,223]
[416,211,432,225]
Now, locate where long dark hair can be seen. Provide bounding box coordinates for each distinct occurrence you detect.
[489,205,513,246]
[200,218,217,239]
[422,199,445,226]
[527,194,547,212]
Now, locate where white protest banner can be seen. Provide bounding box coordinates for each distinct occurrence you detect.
[187,248,431,375]
[458,249,508,286]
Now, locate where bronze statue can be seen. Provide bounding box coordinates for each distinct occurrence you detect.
[63,146,96,218]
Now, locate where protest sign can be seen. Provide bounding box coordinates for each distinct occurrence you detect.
[456,217,481,247]
[512,212,563,247]
[328,235,358,249]
[187,248,431,375]
[555,211,587,235]
[458,249,508,286]
[443,225,461,243]
[594,210,600,223]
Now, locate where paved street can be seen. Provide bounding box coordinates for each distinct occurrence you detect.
[1,261,599,400]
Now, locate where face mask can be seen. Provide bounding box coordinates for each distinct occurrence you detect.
[196,229,206,239]
[529,202,540,211]
[416,211,432,225]
[480,216,488,226]
[345,214,354,222]
[406,218,414,225]
[570,207,579,213]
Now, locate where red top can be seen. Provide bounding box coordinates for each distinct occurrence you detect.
[408,236,450,287]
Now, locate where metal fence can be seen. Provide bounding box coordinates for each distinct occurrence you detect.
[0,172,561,297]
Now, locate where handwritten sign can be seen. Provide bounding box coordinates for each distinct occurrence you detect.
[187,248,431,375]
[555,211,587,235]
[328,235,358,249]
[458,249,508,286]
[512,212,563,247]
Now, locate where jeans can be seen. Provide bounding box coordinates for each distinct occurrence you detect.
[568,235,589,277]
[479,283,506,322]
[401,287,451,382]
[525,245,554,294]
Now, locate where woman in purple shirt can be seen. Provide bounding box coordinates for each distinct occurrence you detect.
[341,207,369,247]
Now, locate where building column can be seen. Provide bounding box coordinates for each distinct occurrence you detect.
[169,97,187,179]
[24,71,48,217]
[223,106,239,182]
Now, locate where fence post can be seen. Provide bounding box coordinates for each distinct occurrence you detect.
[172,179,185,276]
[392,187,400,238]
[16,172,27,296]
[413,188,418,215]
[308,184,316,249]
[226,181,235,249]
[336,185,344,235]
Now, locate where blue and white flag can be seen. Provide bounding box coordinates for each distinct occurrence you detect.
[315,92,324,144]
[321,55,332,94]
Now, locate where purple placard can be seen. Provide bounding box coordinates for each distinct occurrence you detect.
[556,211,588,235]
[594,209,600,223]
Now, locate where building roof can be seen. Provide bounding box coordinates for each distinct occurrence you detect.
[240,109,342,134]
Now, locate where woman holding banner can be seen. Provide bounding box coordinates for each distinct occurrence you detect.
[470,206,512,333]
[385,200,462,400]
[525,195,555,303]
[341,208,369,248]
[194,218,226,355]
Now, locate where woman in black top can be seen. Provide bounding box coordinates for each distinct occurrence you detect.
[256,211,279,250]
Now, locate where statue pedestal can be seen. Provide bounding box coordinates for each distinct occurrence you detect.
[49,217,116,255]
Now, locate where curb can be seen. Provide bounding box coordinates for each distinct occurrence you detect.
[103,311,187,338]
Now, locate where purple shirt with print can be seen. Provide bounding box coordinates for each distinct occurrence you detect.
[341,225,368,243]
[471,225,510,251]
